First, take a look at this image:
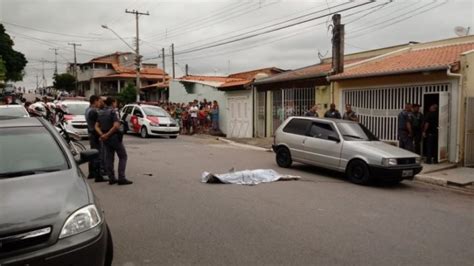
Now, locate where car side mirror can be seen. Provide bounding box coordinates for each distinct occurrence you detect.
[328,135,340,143]
[76,149,99,165]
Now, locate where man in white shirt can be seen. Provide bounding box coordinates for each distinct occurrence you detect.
[189,102,199,134]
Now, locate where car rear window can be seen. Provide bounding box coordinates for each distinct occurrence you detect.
[283,118,311,136]
[62,103,88,115]
[0,127,69,177]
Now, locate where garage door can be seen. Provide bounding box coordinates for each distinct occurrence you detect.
[228,96,252,138]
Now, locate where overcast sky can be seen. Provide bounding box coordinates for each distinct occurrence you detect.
[0,0,473,89]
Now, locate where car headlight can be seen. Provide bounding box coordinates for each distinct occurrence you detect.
[382,158,398,166]
[415,157,421,164]
[59,205,102,239]
[149,122,159,127]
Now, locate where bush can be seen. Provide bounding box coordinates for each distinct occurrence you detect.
[118,83,137,104]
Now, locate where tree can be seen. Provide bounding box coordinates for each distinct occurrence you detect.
[53,73,76,92]
[0,24,27,81]
[0,57,5,83]
[118,82,137,104]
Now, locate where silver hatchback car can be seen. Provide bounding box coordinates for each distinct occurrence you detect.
[272,117,422,185]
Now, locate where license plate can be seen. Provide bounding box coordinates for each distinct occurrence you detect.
[402,170,413,177]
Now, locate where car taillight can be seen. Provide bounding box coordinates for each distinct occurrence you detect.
[64,115,74,121]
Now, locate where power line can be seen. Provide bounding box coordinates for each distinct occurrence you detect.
[175,2,390,62]
[145,1,252,40]
[149,1,280,42]
[175,1,375,56]
[348,0,445,38]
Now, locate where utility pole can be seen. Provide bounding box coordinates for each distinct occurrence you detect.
[41,58,47,89]
[171,43,175,79]
[49,48,59,75]
[331,14,345,75]
[126,9,150,102]
[161,47,166,78]
[68,42,81,92]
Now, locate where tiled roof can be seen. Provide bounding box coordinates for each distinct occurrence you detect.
[253,58,371,85]
[178,75,229,83]
[227,67,285,80]
[95,73,165,80]
[331,42,474,80]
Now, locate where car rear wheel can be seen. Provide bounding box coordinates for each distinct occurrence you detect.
[276,147,292,168]
[346,160,371,185]
[140,126,148,138]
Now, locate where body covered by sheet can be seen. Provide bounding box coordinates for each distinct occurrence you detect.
[201,169,300,185]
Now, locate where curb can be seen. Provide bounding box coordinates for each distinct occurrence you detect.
[217,138,272,152]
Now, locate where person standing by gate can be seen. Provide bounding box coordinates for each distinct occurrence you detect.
[95,97,133,185]
[398,103,414,151]
[324,103,342,119]
[304,105,319,117]
[85,95,108,182]
[423,104,438,164]
[411,104,424,155]
[343,103,358,122]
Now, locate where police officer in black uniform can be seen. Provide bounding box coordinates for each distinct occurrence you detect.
[95,97,133,185]
[85,95,108,182]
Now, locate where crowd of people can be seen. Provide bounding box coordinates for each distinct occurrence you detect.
[154,99,221,135]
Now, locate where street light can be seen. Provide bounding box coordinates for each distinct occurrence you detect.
[101,25,140,102]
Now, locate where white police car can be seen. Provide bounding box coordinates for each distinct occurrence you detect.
[120,104,179,138]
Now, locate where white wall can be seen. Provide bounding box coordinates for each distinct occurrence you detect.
[170,80,228,135]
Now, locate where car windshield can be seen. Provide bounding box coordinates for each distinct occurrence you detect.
[0,106,28,117]
[337,122,378,141]
[63,103,88,115]
[0,127,69,177]
[142,106,168,117]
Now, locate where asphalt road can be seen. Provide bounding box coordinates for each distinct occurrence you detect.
[83,135,474,266]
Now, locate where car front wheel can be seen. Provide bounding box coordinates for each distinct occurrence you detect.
[276,147,292,168]
[346,159,371,185]
[140,126,148,138]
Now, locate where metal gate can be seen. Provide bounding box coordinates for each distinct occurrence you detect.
[342,83,450,141]
[255,91,266,138]
[465,97,474,166]
[272,87,315,134]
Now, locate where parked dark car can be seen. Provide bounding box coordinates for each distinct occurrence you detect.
[0,117,113,265]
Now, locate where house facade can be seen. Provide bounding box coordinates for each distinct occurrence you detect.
[71,52,168,98]
[329,35,474,165]
[252,43,410,138]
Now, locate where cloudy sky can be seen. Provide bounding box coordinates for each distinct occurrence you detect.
[0,0,472,89]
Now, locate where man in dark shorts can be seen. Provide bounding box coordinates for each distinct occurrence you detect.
[95,97,133,185]
[411,103,424,155]
[85,95,108,182]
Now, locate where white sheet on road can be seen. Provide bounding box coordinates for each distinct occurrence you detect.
[202,169,300,185]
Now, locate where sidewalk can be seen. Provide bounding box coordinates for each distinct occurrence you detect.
[221,137,474,191]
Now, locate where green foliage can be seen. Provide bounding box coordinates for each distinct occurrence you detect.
[118,83,137,104]
[0,57,5,82]
[0,24,27,81]
[53,73,76,92]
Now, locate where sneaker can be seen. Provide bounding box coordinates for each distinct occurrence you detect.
[118,179,133,185]
[109,178,118,185]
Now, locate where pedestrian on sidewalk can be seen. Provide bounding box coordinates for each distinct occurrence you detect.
[85,95,108,183]
[412,103,424,155]
[189,101,199,134]
[398,103,414,152]
[95,97,133,185]
[324,103,342,119]
[423,104,439,164]
[210,100,220,132]
[343,103,358,122]
[304,105,319,117]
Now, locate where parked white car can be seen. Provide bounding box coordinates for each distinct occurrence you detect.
[57,100,89,139]
[0,104,29,117]
[272,117,423,185]
[120,104,180,138]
